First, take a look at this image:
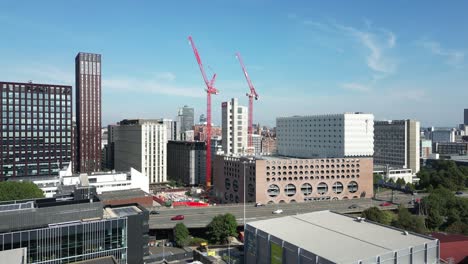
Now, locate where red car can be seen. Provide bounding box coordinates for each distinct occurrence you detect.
[380,202,392,207]
[171,215,185,221]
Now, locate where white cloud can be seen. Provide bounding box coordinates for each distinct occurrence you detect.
[420,40,465,66]
[336,23,397,74]
[341,82,371,92]
[154,72,176,81]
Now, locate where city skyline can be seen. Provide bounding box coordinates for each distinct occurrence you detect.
[0,1,467,127]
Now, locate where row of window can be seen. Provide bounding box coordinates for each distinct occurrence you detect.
[267,181,358,197]
[267,174,360,182]
[265,158,361,165]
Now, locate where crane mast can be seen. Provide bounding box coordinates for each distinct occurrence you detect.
[188,36,218,188]
[236,52,259,153]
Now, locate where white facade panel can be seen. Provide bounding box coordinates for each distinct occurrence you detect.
[277,113,374,158]
[222,98,248,155]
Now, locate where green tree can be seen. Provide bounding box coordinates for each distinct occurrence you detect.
[395,178,406,187]
[0,181,44,202]
[207,213,238,244]
[362,207,384,223]
[426,210,444,230]
[174,223,190,247]
[446,221,468,236]
[392,206,426,234]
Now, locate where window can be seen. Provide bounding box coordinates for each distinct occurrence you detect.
[301,183,312,196]
[332,182,343,194]
[267,184,280,197]
[284,184,296,197]
[317,182,328,195]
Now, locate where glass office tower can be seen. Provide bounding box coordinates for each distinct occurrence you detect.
[0,81,72,178]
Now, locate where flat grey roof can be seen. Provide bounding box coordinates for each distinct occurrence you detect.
[99,188,150,201]
[248,210,436,263]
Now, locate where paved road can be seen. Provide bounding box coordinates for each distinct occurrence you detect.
[149,195,414,229]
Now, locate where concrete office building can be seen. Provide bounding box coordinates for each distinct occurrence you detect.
[421,139,432,159]
[252,134,262,154]
[0,81,72,179]
[244,211,439,264]
[435,142,468,155]
[178,105,194,134]
[0,188,149,264]
[374,120,420,173]
[213,155,373,204]
[222,98,248,154]
[432,129,455,143]
[76,52,102,173]
[113,119,167,184]
[374,167,414,184]
[276,113,374,158]
[167,141,206,185]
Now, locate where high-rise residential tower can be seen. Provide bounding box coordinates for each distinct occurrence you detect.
[75,52,102,173]
[0,81,72,179]
[374,120,420,173]
[113,119,167,184]
[177,105,194,134]
[222,98,248,154]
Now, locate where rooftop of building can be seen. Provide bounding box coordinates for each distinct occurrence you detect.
[276,112,373,119]
[99,188,151,202]
[103,205,142,219]
[218,154,371,162]
[118,119,165,125]
[247,210,437,263]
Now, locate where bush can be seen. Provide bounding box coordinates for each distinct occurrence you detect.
[189,237,207,246]
[174,223,190,247]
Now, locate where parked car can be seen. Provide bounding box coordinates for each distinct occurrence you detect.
[348,204,359,209]
[150,210,160,215]
[171,215,185,220]
[272,209,283,214]
[255,203,264,207]
[456,191,464,195]
[380,202,392,207]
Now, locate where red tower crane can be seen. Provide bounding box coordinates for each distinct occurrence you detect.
[188,36,219,188]
[236,52,259,151]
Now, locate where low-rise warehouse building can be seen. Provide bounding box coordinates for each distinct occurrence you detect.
[245,211,439,264]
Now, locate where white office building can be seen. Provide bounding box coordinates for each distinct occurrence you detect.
[113,119,167,184]
[276,112,374,158]
[222,98,248,154]
[374,120,420,173]
[32,166,149,198]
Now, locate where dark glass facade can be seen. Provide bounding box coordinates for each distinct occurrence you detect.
[0,82,72,179]
[76,52,102,173]
[0,218,127,263]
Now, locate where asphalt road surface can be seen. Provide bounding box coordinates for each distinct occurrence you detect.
[149,195,414,229]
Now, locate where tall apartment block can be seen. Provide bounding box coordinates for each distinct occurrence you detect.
[178,105,194,134]
[374,120,420,173]
[75,52,102,173]
[276,113,374,158]
[0,81,72,178]
[167,141,206,185]
[113,119,167,184]
[222,98,248,154]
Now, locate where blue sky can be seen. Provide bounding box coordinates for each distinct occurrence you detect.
[0,1,467,127]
